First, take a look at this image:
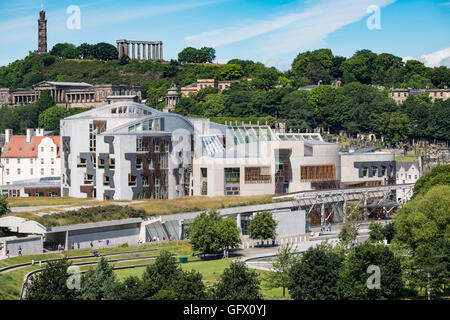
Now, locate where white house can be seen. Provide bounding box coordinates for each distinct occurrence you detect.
[0,129,61,188]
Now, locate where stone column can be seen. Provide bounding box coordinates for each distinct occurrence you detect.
[152,44,156,61]
[148,44,151,61]
[132,43,136,60]
[159,42,163,61]
[143,43,146,60]
[117,43,121,58]
[137,43,141,60]
[155,44,159,60]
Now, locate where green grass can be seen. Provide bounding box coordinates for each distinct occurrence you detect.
[7,197,96,208]
[113,258,287,300]
[0,265,41,300]
[396,157,418,163]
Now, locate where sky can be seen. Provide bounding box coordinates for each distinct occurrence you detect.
[0,0,449,70]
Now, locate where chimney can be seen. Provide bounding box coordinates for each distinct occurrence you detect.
[36,128,44,136]
[5,129,12,143]
[26,129,34,143]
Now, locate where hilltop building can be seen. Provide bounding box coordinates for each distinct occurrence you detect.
[396,158,422,202]
[180,79,239,96]
[389,87,449,104]
[0,81,142,109]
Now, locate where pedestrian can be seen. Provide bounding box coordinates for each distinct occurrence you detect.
[223,248,226,259]
[90,241,93,248]
[106,239,109,246]
[77,242,80,249]
[18,246,22,256]
[327,223,331,232]
[6,249,9,258]
[310,231,315,238]
[71,243,74,250]
[58,243,62,251]
[157,236,160,242]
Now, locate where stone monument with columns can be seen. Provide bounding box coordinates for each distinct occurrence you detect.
[116,40,164,61]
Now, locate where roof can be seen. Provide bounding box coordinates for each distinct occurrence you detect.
[396,160,419,171]
[47,218,143,233]
[107,95,138,99]
[0,216,47,234]
[0,177,60,190]
[35,81,93,88]
[1,136,60,158]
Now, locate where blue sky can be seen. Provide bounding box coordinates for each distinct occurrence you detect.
[0,0,449,70]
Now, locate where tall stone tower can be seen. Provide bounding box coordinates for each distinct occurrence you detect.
[38,10,47,54]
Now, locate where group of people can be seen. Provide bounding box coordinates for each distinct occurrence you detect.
[320,223,333,233]
[222,248,229,259]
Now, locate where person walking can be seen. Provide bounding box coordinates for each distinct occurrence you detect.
[18,246,22,256]
[77,242,80,249]
[90,241,93,249]
[327,223,331,232]
[71,243,74,250]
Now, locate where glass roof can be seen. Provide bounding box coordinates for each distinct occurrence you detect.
[228,126,277,145]
[277,133,323,141]
[201,135,225,156]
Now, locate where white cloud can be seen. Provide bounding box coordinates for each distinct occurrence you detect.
[403,47,450,67]
[185,0,395,56]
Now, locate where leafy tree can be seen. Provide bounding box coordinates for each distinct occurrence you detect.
[288,242,344,300]
[338,242,404,300]
[79,257,117,300]
[141,250,182,298]
[104,276,146,300]
[25,258,79,300]
[394,185,450,251]
[119,54,130,65]
[279,90,315,132]
[369,222,385,242]
[37,89,55,112]
[186,210,241,254]
[382,222,396,244]
[248,211,277,243]
[219,64,244,80]
[378,111,412,146]
[410,238,449,297]
[169,270,208,300]
[77,43,94,59]
[178,47,216,63]
[213,261,262,300]
[413,165,450,199]
[292,49,334,84]
[264,243,299,297]
[340,49,378,84]
[338,205,364,246]
[92,42,118,61]
[0,195,10,216]
[50,43,78,58]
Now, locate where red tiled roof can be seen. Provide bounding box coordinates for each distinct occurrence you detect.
[1,136,60,158]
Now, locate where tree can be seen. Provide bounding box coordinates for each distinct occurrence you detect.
[0,195,10,216]
[412,164,450,199]
[378,111,412,146]
[279,90,315,132]
[25,258,79,300]
[141,250,182,298]
[79,257,117,300]
[340,49,378,84]
[264,243,299,297]
[178,47,216,63]
[369,222,385,242]
[219,64,244,80]
[92,42,118,61]
[287,242,343,300]
[77,43,94,59]
[50,43,78,58]
[248,211,277,244]
[213,261,262,300]
[410,238,449,297]
[169,270,208,300]
[338,205,365,246]
[186,210,241,254]
[394,185,450,251]
[37,89,55,112]
[338,242,404,300]
[292,49,334,84]
[104,276,146,300]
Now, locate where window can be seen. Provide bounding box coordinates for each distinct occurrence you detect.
[17,168,21,175]
[300,165,335,181]
[201,168,207,178]
[84,173,94,184]
[245,167,271,183]
[6,169,9,175]
[136,138,148,152]
[128,174,137,186]
[51,168,55,175]
[225,168,240,184]
[51,158,54,165]
[41,168,44,175]
[142,176,149,187]
[154,142,160,152]
[98,157,105,168]
[108,158,115,169]
[6,159,8,165]
[408,175,411,179]
[17,158,20,164]
[415,175,417,179]
[41,147,44,152]
[41,158,44,165]
[51,147,54,152]
[30,168,33,175]
[103,174,110,186]
[135,158,143,169]
[77,156,86,167]
[30,159,33,164]
[362,167,368,177]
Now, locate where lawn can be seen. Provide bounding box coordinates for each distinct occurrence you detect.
[7,197,97,208]
[113,258,287,300]
[396,157,418,163]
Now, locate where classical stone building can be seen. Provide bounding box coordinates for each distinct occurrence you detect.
[116,40,163,61]
[180,79,239,96]
[389,87,449,104]
[0,81,142,109]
